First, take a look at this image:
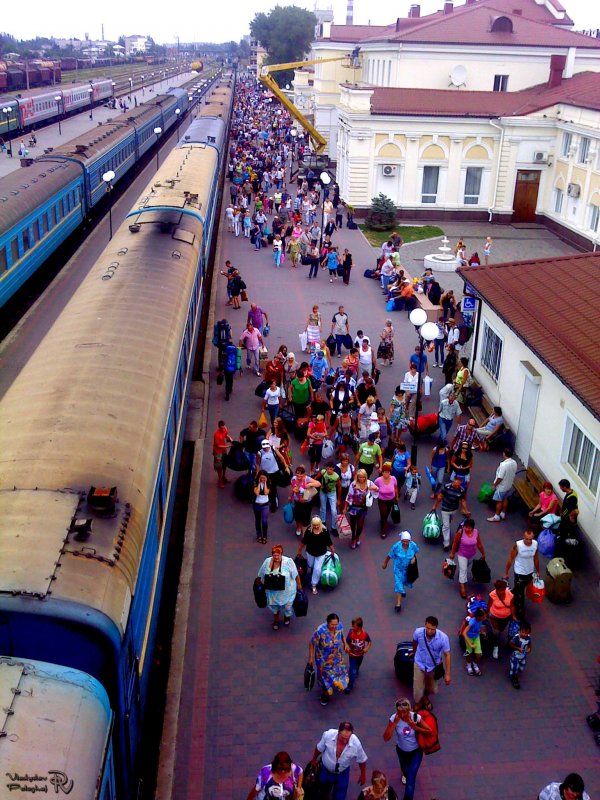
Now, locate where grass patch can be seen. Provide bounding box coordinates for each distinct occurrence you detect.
[359,224,444,247]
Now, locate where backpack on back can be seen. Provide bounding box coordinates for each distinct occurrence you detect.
[213,319,231,347]
[415,709,440,755]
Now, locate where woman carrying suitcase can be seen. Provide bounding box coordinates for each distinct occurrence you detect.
[257,544,301,630]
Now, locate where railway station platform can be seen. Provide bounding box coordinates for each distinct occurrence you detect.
[157,168,600,799]
[0,70,197,179]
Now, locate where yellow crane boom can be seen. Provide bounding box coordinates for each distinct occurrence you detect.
[259,52,360,154]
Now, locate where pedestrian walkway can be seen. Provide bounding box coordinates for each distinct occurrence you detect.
[0,70,196,179]
[164,86,600,800]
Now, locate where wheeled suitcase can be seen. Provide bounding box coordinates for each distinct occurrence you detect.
[394,641,414,685]
[280,407,296,432]
[294,555,309,585]
[544,557,573,603]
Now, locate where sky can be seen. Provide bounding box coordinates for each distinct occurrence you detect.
[2,0,598,44]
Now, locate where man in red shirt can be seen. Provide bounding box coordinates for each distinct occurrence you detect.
[213,420,233,488]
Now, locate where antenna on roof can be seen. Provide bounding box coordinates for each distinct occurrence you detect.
[449,65,467,87]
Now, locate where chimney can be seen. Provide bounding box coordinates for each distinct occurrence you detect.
[444,1,454,14]
[548,53,567,88]
[346,0,354,25]
[409,4,421,17]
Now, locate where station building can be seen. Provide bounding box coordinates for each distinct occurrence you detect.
[294,0,600,248]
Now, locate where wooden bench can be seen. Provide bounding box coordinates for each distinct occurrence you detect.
[394,267,442,322]
[467,388,512,450]
[513,463,563,516]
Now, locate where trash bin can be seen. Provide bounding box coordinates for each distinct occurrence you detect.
[544,557,573,603]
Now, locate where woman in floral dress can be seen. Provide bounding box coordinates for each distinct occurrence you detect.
[378,319,395,366]
[308,613,349,706]
[388,387,408,447]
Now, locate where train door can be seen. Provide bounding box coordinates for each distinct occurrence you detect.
[513,170,540,222]
[124,649,141,788]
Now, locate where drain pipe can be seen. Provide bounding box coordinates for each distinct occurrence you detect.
[488,118,505,223]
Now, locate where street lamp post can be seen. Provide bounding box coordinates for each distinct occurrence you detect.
[111,81,116,101]
[2,107,13,156]
[318,171,331,251]
[154,127,162,170]
[54,95,62,135]
[290,129,297,182]
[141,75,145,96]
[175,107,181,139]
[129,77,133,96]
[102,170,115,240]
[88,87,93,120]
[407,308,439,467]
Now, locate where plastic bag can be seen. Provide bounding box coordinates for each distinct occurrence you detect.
[336,513,352,539]
[537,529,556,559]
[422,512,441,539]
[258,410,268,428]
[526,576,545,604]
[299,331,308,351]
[478,482,495,503]
[283,502,295,524]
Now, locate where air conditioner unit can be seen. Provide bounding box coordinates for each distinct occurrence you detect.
[533,151,548,164]
[567,182,581,198]
[382,164,398,177]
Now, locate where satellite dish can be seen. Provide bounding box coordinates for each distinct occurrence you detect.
[450,65,467,87]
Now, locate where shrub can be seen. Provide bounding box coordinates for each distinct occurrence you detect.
[365,193,397,231]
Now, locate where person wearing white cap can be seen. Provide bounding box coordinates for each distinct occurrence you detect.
[382,531,420,613]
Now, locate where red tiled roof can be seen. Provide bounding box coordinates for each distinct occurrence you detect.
[363,5,598,47]
[323,25,390,43]
[457,253,600,421]
[368,70,600,116]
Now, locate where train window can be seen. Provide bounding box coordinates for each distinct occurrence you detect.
[32,222,40,244]
[0,248,7,273]
[22,228,30,253]
[62,197,67,216]
[51,206,57,226]
[11,238,19,263]
[41,214,48,235]
[165,430,172,477]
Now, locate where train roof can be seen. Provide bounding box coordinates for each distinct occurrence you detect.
[0,657,111,798]
[0,132,220,644]
[0,160,82,237]
[36,119,132,164]
[0,78,112,106]
[35,94,177,165]
[180,116,226,149]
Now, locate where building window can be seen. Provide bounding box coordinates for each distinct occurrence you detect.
[566,420,600,495]
[588,204,600,232]
[493,74,508,92]
[561,132,572,157]
[480,321,502,381]
[578,136,591,164]
[553,188,564,214]
[464,167,483,205]
[421,166,439,204]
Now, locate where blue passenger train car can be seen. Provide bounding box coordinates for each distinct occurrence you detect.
[0,75,234,799]
[0,74,216,309]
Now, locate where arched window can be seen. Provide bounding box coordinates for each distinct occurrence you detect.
[490,16,513,32]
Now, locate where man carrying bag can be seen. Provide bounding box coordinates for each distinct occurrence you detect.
[412,615,451,712]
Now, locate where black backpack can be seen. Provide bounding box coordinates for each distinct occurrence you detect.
[213,319,231,347]
[457,324,472,345]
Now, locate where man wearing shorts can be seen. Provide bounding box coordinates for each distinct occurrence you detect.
[213,420,232,488]
[488,447,517,522]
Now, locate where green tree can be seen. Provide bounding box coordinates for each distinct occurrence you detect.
[238,38,250,60]
[365,193,397,231]
[250,5,317,86]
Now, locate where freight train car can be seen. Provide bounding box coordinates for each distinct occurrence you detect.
[0,76,234,798]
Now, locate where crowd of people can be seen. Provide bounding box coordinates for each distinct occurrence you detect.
[211,74,590,800]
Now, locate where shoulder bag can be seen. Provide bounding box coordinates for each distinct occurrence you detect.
[423,633,445,680]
